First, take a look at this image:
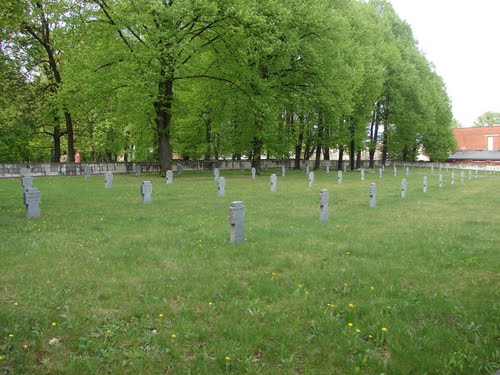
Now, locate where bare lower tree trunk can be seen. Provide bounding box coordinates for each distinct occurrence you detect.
[294,115,305,169]
[53,126,62,163]
[155,72,173,174]
[356,150,361,169]
[204,118,212,161]
[382,132,388,166]
[251,136,262,174]
[349,139,355,171]
[337,147,344,171]
[314,143,322,170]
[314,113,324,170]
[63,109,75,162]
[323,146,330,160]
[369,103,381,169]
[369,149,376,169]
[294,143,302,169]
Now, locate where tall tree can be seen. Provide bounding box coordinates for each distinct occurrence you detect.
[89,0,235,172]
[474,111,500,127]
[2,0,78,162]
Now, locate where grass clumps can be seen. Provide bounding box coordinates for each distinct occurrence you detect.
[0,169,498,374]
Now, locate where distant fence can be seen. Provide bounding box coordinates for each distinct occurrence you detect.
[0,159,498,178]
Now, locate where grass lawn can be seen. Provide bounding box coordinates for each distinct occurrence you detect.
[1,168,499,374]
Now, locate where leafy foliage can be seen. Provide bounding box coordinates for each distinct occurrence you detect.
[0,0,456,164]
[474,111,500,127]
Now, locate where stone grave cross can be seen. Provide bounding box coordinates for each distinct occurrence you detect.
[104,172,113,189]
[84,166,92,179]
[166,170,173,184]
[141,181,152,204]
[24,188,41,219]
[21,175,32,190]
[320,189,329,221]
[217,177,226,196]
[270,174,277,192]
[229,201,245,244]
[369,183,376,208]
[309,172,315,188]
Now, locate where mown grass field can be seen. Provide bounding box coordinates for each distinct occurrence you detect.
[1,168,499,374]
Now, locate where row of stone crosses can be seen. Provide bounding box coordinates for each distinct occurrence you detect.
[19,164,481,244]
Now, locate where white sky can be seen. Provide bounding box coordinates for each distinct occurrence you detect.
[389,0,500,127]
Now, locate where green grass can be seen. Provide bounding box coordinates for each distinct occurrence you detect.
[1,168,499,374]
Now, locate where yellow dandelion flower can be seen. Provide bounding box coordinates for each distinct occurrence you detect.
[271,272,276,276]
[370,286,374,290]
[224,356,231,361]
[171,334,176,339]
[159,313,164,318]
[0,355,3,361]
[23,344,28,349]
[13,302,18,307]
[8,334,14,338]
[381,327,388,332]
[106,330,112,334]
[348,303,354,309]
[355,329,361,333]
[368,335,373,339]
[208,301,213,306]
[347,322,353,327]
[51,322,57,327]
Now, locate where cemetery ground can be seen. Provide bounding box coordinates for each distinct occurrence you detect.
[0,169,499,374]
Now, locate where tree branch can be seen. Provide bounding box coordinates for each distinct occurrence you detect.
[94,0,134,53]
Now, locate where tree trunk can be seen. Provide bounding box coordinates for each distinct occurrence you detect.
[155,71,174,173]
[294,115,304,169]
[40,12,76,163]
[356,150,361,169]
[368,149,376,169]
[215,137,220,160]
[369,104,380,169]
[251,135,262,174]
[294,143,302,169]
[63,109,75,162]
[337,147,344,171]
[304,142,314,160]
[382,132,388,166]
[53,126,62,163]
[323,146,330,160]
[204,118,211,161]
[349,139,355,171]
[314,143,322,170]
[314,113,324,170]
